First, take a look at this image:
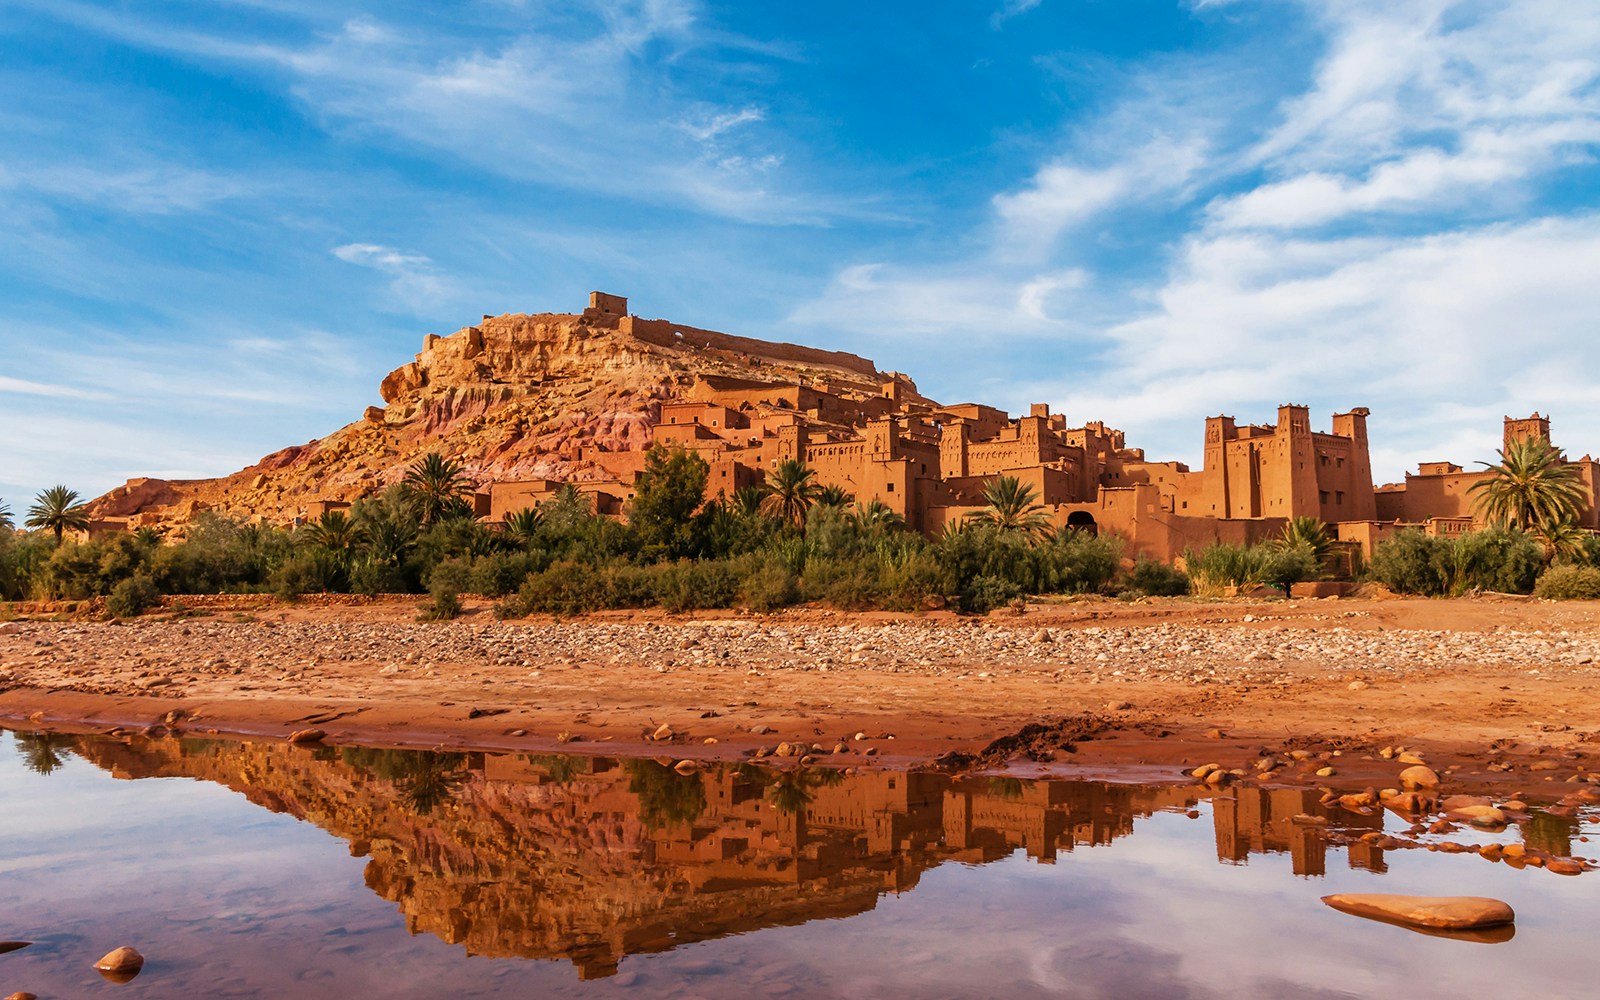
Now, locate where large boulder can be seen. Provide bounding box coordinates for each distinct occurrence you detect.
[1322,894,1513,930]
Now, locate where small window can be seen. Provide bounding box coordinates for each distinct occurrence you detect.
[1336,491,1345,504]
[887,482,895,492]
[1320,491,1330,504]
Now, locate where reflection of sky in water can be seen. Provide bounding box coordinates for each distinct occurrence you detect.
[0,734,1594,1000]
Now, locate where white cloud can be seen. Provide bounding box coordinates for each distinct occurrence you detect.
[1222,0,1600,229]
[676,105,766,142]
[788,263,1091,343]
[0,375,104,400]
[331,242,454,311]
[993,137,1209,255]
[1024,215,1600,478]
[990,0,1043,30]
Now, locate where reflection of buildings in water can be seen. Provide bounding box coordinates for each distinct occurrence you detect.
[1212,788,1387,877]
[68,736,1407,978]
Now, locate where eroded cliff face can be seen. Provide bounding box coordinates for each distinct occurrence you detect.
[83,306,891,527]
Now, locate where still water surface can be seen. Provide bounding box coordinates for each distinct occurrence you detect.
[0,729,1595,999]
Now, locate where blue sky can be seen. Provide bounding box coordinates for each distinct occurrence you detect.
[3,0,1599,507]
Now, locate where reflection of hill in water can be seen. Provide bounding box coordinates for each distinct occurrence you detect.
[71,736,1382,979]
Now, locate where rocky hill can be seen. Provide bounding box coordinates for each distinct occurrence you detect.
[85,294,906,528]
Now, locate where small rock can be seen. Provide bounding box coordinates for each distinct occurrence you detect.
[1399,765,1441,790]
[1448,804,1508,827]
[1397,751,1427,765]
[1545,858,1585,875]
[1321,894,1514,930]
[1347,680,1368,691]
[1316,766,1336,777]
[0,622,20,636]
[652,723,674,741]
[287,728,326,744]
[673,759,698,774]
[1191,763,1221,779]
[95,946,145,981]
[1106,701,1133,712]
[1033,629,1053,643]
[776,742,793,757]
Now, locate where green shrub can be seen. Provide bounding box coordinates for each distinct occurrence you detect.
[1534,564,1600,600]
[1038,531,1123,594]
[801,556,885,609]
[961,574,1023,614]
[1125,559,1190,597]
[734,556,799,612]
[1186,542,1268,593]
[420,558,471,621]
[106,574,161,617]
[1447,528,1541,594]
[470,551,536,598]
[1370,528,1542,596]
[269,551,340,600]
[1367,530,1449,596]
[651,560,738,613]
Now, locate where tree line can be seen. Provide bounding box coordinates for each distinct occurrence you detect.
[2,434,1596,616]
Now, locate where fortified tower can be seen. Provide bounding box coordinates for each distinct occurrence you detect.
[1504,413,1552,450]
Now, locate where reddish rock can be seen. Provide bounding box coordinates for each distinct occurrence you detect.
[1322,894,1514,930]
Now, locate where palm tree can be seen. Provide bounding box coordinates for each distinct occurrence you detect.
[848,499,905,533]
[1532,514,1590,565]
[967,476,1052,538]
[729,486,765,519]
[1277,516,1332,562]
[26,485,90,543]
[364,517,418,566]
[816,484,853,508]
[760,459,822,528]
[1469,437,1588,532]
[401,453,472,526]
[304,510,367,555]
[503,507,544,546]
[0,499,12,531]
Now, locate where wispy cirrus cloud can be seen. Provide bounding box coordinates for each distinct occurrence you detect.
[331,243,455,313]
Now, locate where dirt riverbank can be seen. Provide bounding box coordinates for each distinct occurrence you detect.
[3,594,1599,800]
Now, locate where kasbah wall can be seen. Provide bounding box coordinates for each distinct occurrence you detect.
[389,293,1600,567]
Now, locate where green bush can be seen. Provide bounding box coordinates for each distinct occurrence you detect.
[1447,528,1541,594]
[270,551,340,600]
[961,574,1023,614]
[106,574,161,617]
[469,551,537,598]
[650,560,737,613]
[1367,530,1448,595]
[734,556,799,612]
[1370,528,1542,596]
[1125,558,1190,597]
[1534,564,1600,600]
[420,558,471,621]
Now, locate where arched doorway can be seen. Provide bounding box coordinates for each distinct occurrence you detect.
[1065,510,1098,536]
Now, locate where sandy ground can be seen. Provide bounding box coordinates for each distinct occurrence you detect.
[3,594,1599,799]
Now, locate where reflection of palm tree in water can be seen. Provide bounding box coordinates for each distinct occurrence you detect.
[14,731,77,775]
[987,777,1025,801]
[398,759,468,816]
[767,766,848,815]
[338,746,468,816]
